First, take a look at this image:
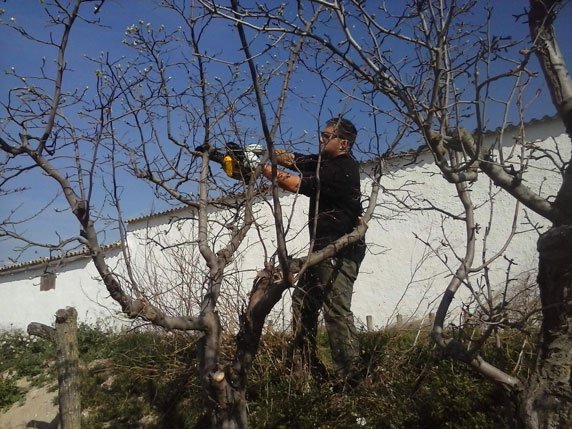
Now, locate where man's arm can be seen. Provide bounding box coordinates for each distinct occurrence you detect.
[262,164,300,193]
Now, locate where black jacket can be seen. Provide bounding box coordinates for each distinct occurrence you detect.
[291,153,364,260]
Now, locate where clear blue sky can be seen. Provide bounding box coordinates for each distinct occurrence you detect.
[1,0,571,265]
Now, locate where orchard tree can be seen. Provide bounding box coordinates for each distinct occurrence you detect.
[197,0,572,427]
[0,1,379,427]
[523,0,572,426]
[2,0,570,427]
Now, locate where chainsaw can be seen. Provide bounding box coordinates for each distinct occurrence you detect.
[195,142,264,181]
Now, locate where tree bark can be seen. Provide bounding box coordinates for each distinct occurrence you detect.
[520,226,572,428]
[28,307,81,429]
[522,1,572,427]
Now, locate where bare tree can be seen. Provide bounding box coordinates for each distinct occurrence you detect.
[0,1,379,427]
[519,1,572,426]
[8,0,569,426]
[196,0,571,426]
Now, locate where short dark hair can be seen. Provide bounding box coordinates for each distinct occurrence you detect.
[326,117,357,147]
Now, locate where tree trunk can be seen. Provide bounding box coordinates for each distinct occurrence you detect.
[28,307,81,429]
[519,227,572,428]
[523,2,572,426]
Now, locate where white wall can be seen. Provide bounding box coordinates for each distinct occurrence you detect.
[0,117,568,332]
[0,249,125,331]
[355,119,566,328]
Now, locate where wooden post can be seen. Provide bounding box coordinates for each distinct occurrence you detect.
[28,307,81,429]
[366,315,373,332]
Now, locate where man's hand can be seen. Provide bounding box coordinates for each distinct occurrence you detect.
[274,149,296,168]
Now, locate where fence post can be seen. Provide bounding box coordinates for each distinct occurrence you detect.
[366,315,374,332]
[28,307,81,429]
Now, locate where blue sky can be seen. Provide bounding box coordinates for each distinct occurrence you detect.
[1,0,571,265]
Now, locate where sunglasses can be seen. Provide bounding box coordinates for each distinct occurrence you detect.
[320,131,341,141]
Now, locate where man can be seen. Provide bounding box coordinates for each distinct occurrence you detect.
[261,117,366,387]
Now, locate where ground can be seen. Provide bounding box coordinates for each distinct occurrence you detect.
[0,379,59,429]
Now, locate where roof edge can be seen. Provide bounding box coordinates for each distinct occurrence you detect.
[0,242,122,276]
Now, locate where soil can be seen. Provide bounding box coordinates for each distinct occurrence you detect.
[0,379,59,429]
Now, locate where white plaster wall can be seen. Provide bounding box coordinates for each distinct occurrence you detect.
[355,121,567,328]
[0,249,126,331]
[0,118,568,332]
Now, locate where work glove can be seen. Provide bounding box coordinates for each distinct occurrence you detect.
[243,144,266,168]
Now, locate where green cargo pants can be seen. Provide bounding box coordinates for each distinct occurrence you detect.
[290,245,364,378]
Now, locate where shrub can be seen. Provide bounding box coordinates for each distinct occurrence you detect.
[0,375,24,411]
[1,325,535,428]
[0,330,55,381]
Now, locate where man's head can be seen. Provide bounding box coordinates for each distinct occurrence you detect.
[320,117,357,158]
